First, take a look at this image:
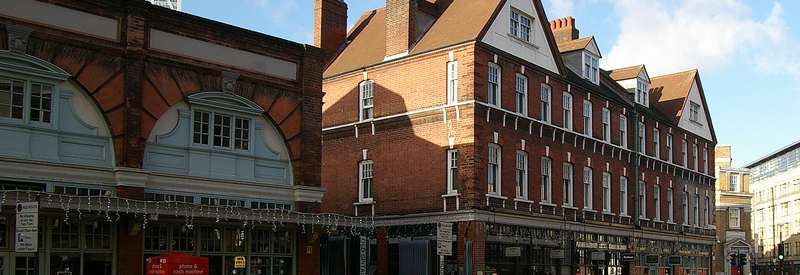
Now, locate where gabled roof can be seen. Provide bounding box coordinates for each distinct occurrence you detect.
[648,69,697,122]
[608,64,646,81]
[555,36,595,54]
[324,0,503,78]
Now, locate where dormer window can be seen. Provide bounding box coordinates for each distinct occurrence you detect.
[583,52,599,84]
[510,9,532,43]
[635,78,649,107]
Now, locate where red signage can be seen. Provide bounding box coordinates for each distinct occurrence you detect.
[146,252,209,275]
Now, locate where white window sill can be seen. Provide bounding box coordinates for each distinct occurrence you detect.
[562,205,578,210]
[602,211,614,215]
[485,193,508,200]
[353,200,374,206]
[639,217,650,221]
[653,219,663,223]
[539,201,556,207]
[506,33,539,49]
[441,192,460,198]
[667,221,676,225]
[514,198,533,204]
[358,118,374,123]
[619,214,631,218]
[583,209,597,213]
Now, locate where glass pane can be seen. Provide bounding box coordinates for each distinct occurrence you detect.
[50,253,80,275]
[52,218,79,249]
[199,226,222,252]
[14,256,36,275]
[250,256,270,275]
[84,219,112,249]
[272,257,292,275]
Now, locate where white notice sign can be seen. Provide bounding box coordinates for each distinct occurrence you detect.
[15,202,38,252]
[437,222,453,256]
[15,228,37,252]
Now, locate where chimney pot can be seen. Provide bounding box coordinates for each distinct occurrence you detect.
[549,16,580,42]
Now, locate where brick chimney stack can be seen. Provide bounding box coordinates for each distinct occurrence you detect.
[550,16,579,43]
[385,0,417,58]
[314,0,347,63]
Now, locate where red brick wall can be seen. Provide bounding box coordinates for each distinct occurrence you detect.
[323,46,476,127]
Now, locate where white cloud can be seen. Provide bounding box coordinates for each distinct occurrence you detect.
[549,0,575,19]
[602,0,798,78]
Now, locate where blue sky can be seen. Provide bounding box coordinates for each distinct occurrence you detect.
[184,0,800,167]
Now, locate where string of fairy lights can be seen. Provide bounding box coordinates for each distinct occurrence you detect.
[0,190,375,236]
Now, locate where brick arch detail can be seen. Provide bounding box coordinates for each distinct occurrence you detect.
[140,62,304,162]
[26,40,303,169]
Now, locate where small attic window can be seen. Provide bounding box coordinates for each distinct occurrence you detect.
[510,9,532,43]
[689,101,701,124]
[583,51,599,84]
[635,78,649,107]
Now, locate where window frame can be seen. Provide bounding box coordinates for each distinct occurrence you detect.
[601,108,610,142]
[583,167,593,210]
[447,61,458,104]
[563,92,573,130]
[515,74,528,116]
[619,115,627,147]
[638,181,647,219]
[729,208,741,229]
[191,109,253,152]
[488,144,502,195]
[638,122,646,154]
[620,176,628,216]
[563,162,574,207]
[0,75,57,127]
[583,100,593,137]
[515,151,528,199]
[729,174,740,192]
[692,143,699,171]
[666,134,673,163]
[636,78,649,107]
[488,63,501,106]
[602,172,611,212]
[509,9,533,43]
[682,139,688,167]
[539,83,551,122]
[689,101,701,123]
[653,128,660,159]
[359,80,374,121]
[653,185,661,221]
[446,149,459,194]
[582,51,600,84]
[541,157,552,203]
[358,160,374,202]
[667,186,674,222]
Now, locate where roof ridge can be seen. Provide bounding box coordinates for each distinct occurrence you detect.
[651,68,698,79]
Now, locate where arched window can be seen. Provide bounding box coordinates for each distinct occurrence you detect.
[144,92,292,185]
[0,51,113,167]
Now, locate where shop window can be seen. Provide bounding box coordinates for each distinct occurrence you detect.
[251,229,272,253]
[199,226,222,252]
[173,225,195,252]
[145,223,170,251]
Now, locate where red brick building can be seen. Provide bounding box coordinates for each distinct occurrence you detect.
[318,0,718,275]
[0,0,342,274]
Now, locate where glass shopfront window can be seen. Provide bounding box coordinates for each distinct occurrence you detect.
[48,217,114,275]
[144,222,294,275]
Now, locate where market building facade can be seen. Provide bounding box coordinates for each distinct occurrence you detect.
[317,0,718,274]
[0,0,359,274]
[748,140,800,275]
